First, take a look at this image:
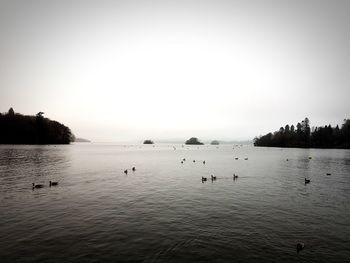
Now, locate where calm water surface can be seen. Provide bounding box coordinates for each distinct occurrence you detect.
[0,144,349,262]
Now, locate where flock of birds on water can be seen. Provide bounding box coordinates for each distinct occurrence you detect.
[30,146,334,254]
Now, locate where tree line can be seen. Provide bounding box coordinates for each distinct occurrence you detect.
[254,117,350,149]
[0,108,75,144]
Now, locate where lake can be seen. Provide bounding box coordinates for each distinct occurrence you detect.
[0,143,349,262]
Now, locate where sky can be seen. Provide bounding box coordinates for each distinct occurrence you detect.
[0,0,349,142]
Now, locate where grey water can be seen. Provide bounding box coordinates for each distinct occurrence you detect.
[0,144,349,263]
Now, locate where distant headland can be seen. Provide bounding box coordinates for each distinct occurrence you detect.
[74,138,91,143]
[0,108,75,144]
[185,137,204,145]
[210,140,220,145]
[254,117,350,149]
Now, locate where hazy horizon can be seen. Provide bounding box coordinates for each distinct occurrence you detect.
[1,0,349,142]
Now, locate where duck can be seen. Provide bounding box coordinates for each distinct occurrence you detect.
[286,159,289,161]
[305,178,311,184]
[201,176,207,182]
[203,161,206,164]
[296,242,305,253]
[32,183,44,189]
[211,175,216,180]
[183,158,186,161]
[124,169,128,174]
[235,157,239,160]
[49,181,58,187]
[244,158,248,160]
[193,160,196,163]
[132,167,136,172]
[233,174,238,180]
[326,173,331,176]
[308,157,312,159]
[181,161,183,164]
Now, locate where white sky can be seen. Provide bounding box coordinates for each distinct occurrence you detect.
[0,0,349,142]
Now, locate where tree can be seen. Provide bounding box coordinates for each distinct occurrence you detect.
[8,107,14,115]
[254,117,350,149]
[0,109,74,144]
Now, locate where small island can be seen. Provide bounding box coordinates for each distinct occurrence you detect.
[185,137,204,145]
[210,140,220,145]
[143,140,154,144]
[0,108,75,144]
[254,117,350,149]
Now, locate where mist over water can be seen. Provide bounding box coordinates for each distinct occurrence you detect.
[0,143,349,262]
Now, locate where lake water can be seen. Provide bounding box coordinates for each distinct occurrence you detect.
[0,143,349,262]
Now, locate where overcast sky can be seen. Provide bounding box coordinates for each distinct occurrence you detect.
[0,0,349,142]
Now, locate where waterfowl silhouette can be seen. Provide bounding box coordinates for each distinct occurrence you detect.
[305,178,311,184]
[203,161,206,164]
[124,169,128,174]
[326,173,331,176]
[244,158,248,160]
[183,158,186,161]
[296,242,305,253]
[211,175,216,181]
[49,181,58,187]
[32,183,44,189]
[201,176,207,182]
[181,161,183,164]
[132,167,136,172]
[235,157,238,160]
[233,174,238,180]
[193,160,196,163]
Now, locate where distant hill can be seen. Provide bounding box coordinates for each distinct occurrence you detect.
[74,138,91,142]
[0,108,75,144]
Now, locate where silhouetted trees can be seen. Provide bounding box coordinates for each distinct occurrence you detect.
[254,118,350,149]
[0,108,75,144]
[185,137,204,145]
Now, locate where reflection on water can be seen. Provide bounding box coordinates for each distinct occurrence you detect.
[0,144,349,262]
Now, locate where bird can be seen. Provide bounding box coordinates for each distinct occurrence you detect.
[308,157,312,159]
[124,169,128,174]
[203,161,206,164]
[183,158,186,161]
[32,183,44,189]
[235,157,239,160]
[181,161,183,164]
[233,174,238,180]
[305,178,311,184]
[193,160,196,163]
[326,173,331,176]
[49,181,58,187]
[211,175,216,181]
[296,242,305,253]
[286,159,289,161]
[244,158,248,160]
[132,167,136,172]
[201,176,207,182]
